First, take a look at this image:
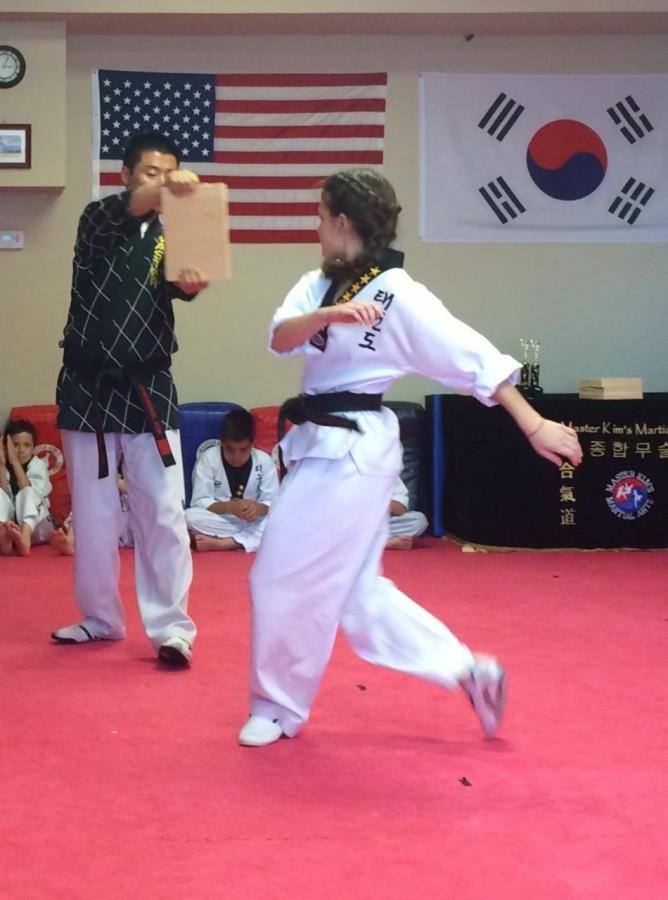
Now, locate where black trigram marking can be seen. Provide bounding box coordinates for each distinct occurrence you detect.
[309,326,329,352]
[479,177,526,224]
[608,177,655,225]
[478,92,525,141]
[606,96,653,144]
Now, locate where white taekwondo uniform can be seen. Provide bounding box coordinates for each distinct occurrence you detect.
[185,445,278,552]
[0,455,54,544]
[248,262,520,736]
[388,476,428,539]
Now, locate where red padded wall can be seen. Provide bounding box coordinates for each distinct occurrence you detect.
[249,405,281,456]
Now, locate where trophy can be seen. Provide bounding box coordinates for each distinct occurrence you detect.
[519,337,543,395]
[528,338,543,394]
[519,338,530,389]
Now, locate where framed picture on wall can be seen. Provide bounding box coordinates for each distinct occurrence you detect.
[0,124,31,168]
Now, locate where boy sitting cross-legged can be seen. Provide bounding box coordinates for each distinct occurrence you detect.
[0,419,54,557]
[185,408,279,552]
[385,475,429,550]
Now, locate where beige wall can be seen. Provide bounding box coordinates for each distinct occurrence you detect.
[11,2,668,14]
[0,21,66,187]
[1,21,668,428]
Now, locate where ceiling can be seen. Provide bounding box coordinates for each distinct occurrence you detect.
[4,11,668,36]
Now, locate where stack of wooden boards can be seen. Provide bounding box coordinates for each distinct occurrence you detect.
[578,378,643,400]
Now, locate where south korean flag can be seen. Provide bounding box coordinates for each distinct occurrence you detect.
[419,73,668,243]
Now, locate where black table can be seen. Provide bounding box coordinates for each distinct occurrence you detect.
[426,393,668,549]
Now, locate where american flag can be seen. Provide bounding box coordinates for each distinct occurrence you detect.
[93,69,387,243]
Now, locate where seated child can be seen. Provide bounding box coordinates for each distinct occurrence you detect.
[0,418,54,557]
[185,408,279,552]
[386,475,429,550]
[51,474,134,555]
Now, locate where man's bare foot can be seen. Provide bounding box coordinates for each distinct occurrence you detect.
[192,534,241,552]
[7,521,30,557]
[385,535,414,550]
[0,522,13,555]
[51,528,74,556]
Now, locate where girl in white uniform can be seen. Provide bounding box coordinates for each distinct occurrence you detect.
[185,410,279,552]
[239,169,583,747]
[0,419,54,556]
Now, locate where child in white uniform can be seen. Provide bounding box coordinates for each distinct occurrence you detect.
[386,476,428,550]
[239,168,583,748]
[185,409,278,552]
[0,419,54,557]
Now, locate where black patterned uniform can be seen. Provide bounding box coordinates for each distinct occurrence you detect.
[55,190,198,651]
[57,190,194,436]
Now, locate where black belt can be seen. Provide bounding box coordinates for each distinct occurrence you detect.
[277,391,383,441]
[64,354,175,479]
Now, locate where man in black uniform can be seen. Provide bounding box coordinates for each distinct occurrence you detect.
[52,132,208,667]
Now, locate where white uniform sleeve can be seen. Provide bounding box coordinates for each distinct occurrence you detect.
[28,457,53,500]
[256,453,280,507]
[398,282,520,407]
[391,477,410,508]
[189,451,218,509]
[268,270,330,358]
[1,467,11,499]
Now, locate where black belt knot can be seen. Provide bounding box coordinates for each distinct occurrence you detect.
[277,391,383,442]
[64,353,175,479]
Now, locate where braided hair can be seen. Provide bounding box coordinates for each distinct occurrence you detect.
[320,168,401,283]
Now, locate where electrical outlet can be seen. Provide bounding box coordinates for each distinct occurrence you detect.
[0,230,24,249]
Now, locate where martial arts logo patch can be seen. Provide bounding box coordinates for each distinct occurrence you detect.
[605,470,654,520]
[309,326,329,352]
[36,443,64,477]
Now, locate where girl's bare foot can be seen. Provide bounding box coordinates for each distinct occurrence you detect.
[193,534,241,552]
[7,521,30,557]
[0,522,13,555]
[51,528,74,556]
[385,535,413,550]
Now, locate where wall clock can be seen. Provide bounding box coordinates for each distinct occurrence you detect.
[0,46,27,89]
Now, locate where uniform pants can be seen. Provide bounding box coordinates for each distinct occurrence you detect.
[61,430,195,648]
[185,507,266,552]
[248,454,474,736]
[0,486,53,544]
[388,510,429,538]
